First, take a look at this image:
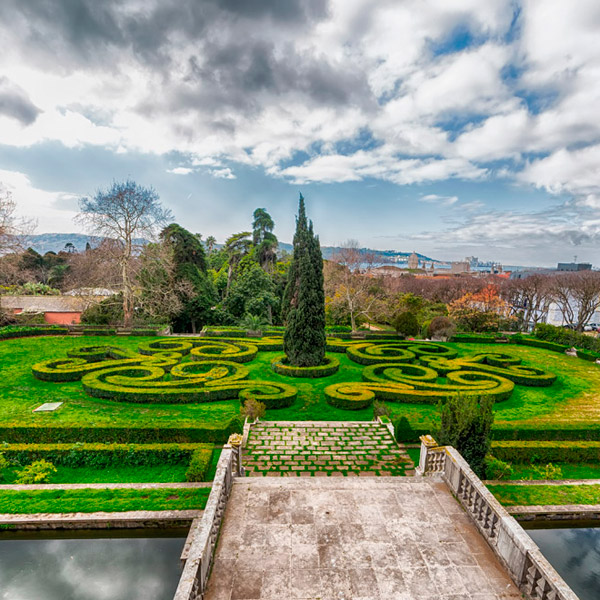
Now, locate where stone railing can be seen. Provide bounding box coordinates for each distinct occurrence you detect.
[418,436,579,600]
[173,438,243,600]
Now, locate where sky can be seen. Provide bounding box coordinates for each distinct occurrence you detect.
[0,0,599,266]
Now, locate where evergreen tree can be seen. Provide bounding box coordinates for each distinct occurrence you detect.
[282,194,326,366]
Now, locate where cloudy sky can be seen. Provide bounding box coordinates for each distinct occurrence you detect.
[1,0,599,266]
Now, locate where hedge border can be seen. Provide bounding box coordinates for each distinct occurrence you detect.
[270,355,340,378]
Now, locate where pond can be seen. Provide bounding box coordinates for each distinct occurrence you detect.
[525,524,600,600]
[0,528,186,600]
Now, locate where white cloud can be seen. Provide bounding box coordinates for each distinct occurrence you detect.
[167,167,194,175]
[209,167,236,179]
[420,194,458,205]
[0,169,79,232]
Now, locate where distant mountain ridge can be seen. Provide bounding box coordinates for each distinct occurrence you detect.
[23,233,439,263]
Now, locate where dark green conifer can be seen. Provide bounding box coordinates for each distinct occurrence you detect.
[282,194,326,366]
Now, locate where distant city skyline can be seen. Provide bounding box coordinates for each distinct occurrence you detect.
[1,1,600,267]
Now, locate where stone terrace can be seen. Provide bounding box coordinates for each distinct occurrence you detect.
[243,421,414,477]
[204,477,522,600]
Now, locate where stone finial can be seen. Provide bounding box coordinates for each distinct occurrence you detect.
[419,434,438,448]
[227,433,243,447]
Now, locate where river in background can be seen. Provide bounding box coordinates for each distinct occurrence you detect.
[525,524,600,600]
[0,529,186,600]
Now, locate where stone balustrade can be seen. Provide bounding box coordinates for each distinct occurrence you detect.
[418,435,579,600]
[173,441,243,600]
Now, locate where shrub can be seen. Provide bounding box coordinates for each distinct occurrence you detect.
[0,325,68,341]
[15,459,57,484]
[393,416,415,442]
[0,453,9,481]
[373,400,390,419]
[427,316,456,340]
[530,463,563,480]
[185,447,214,482]
[485,456,513,480]
[392,311,419,337]
[240,398,266,421]
[437,394,494,478]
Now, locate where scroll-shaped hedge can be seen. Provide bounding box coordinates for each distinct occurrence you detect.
[32,346,180,382]
[419,352,557,387]
[325,366,514,409]
[80,360,297,408]
[345,341,458,365]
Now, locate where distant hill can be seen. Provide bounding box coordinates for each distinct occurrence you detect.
[21,233,147,254]
[24,233,439,264]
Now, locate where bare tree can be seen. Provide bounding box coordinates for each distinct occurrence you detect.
[551,271,600,331]
[326,240,380,331]
[76,180,172,327]
[0,186,35,255]
[503,274,552,330]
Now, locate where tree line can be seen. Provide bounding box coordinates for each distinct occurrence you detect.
[2,180,600,334]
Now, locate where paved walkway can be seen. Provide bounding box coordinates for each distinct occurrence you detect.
[204,477,521,600]
[243,421,413,477]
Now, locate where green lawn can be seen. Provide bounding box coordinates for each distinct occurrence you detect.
[1,336,598,434]
[507,463,600,481]
[489,484,600,506]
[1,464,189,484]
[0,487,210,513]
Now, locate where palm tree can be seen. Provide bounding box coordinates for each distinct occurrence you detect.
[205,235,216,255]
[224,231,252,296]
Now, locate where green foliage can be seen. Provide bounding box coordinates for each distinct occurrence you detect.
[185,446,213,482]
[282,194,326,367]
[225,261,278,322]
[15,459,57,484]
[392,311,419,337]
[437,394,494,478]
[530,462,563,480]
[485,456,513,480]
[393,416,415,442]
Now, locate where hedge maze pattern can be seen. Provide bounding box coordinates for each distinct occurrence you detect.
[32,337,556,410]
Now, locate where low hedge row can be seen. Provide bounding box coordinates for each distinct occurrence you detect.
[534,323,600,353]
[185,446,214,482]
[83,329,116,336]
[491,427,600,441]
[513,337,569,353]
[190,342,258,363]
[491,441,600,463]
[0,419,242,444]
[270,355,340,378]
[0,443,213,468]
[0,325,68,340]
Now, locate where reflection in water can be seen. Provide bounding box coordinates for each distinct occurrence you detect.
[0,531,185,600]
[527,527,600,600]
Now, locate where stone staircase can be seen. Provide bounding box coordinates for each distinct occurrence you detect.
[243,421,414,477]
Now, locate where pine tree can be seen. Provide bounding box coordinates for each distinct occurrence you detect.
[282,194,326,366]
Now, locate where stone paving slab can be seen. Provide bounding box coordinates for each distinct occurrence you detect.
[244,422,413,477]
[204,477,522,600]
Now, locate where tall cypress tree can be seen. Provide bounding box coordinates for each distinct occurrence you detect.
[282,194,326,366]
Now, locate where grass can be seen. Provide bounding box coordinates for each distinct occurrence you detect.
[507,463,600,480]
[406,447,421,466]
[0,464,189,484]
[0,487,210,513]
[489,484,600,506]
[1,335,599,434]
